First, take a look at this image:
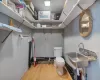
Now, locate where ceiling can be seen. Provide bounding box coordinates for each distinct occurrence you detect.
[32,0,66,13]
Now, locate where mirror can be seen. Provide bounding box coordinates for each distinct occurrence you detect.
[79,9,92,37]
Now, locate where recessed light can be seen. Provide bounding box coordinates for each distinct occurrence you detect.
[44,1,50,6]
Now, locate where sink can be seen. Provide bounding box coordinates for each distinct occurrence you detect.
[67,52,89,68]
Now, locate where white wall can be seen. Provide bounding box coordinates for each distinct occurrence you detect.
[64,0,100,80]
[0,13,32,80]
[33,29,64,57]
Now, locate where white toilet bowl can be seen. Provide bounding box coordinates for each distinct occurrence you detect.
[54,47,65,76]
[55,57,65,76]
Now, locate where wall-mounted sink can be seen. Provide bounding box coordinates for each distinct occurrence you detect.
[79,48,97,61]
[67,52,88,68]
[78,43,97,61]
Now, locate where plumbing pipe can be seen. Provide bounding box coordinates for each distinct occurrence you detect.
[32,38,36,67]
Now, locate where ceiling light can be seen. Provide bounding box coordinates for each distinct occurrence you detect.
[44,1,50,6]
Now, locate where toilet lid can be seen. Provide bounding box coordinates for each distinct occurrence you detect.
[56,57,64,62]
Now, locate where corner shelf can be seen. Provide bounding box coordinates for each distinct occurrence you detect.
[33,27,64,29]
[59,0,96,28]
[33,20,62,24]
[59,0,81,28]
[0,2,35,29]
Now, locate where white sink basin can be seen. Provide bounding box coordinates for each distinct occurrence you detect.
[67,52,89,68]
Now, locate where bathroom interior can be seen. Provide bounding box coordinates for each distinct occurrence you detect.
[0,0,100,80]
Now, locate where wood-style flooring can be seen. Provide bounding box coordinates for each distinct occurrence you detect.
[21,64,72,80]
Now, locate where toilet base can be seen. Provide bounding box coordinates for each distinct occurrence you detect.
[56,67,64,76]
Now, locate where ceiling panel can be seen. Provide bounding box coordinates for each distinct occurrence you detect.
[32,0,65,13]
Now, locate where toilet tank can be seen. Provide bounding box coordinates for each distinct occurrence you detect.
[54,47,62,57]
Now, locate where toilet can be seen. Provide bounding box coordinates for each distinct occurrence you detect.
[54,47,65,76]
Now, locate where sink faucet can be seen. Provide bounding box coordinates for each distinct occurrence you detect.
[78,43,84,49]
[78,43,85,53]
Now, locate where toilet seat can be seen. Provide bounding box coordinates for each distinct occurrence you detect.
[55,57,65,67]
[56,57,64,63]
